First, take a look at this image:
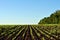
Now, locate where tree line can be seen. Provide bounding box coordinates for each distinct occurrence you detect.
[38,10,60,24]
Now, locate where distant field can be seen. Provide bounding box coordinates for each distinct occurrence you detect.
[0,24,60,40]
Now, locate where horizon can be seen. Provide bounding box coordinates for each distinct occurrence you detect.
[0,0,60,24]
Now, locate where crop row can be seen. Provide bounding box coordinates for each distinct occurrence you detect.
[0,25,60,40]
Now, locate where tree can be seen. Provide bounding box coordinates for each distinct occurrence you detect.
[38,10,60,24]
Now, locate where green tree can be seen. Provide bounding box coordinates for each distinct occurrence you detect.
[38,10,60,24]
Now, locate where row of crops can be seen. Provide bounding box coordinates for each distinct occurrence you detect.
[0,25,60,40]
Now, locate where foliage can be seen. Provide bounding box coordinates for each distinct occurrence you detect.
[38,10,60,24]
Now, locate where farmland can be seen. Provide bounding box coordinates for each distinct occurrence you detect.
[0,24,60,40]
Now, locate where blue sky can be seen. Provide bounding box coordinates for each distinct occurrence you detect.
[0,0,60,24]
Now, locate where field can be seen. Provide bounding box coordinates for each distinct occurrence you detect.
[0,24,60,40]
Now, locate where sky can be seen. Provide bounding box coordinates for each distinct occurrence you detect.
[0,0,60,24]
